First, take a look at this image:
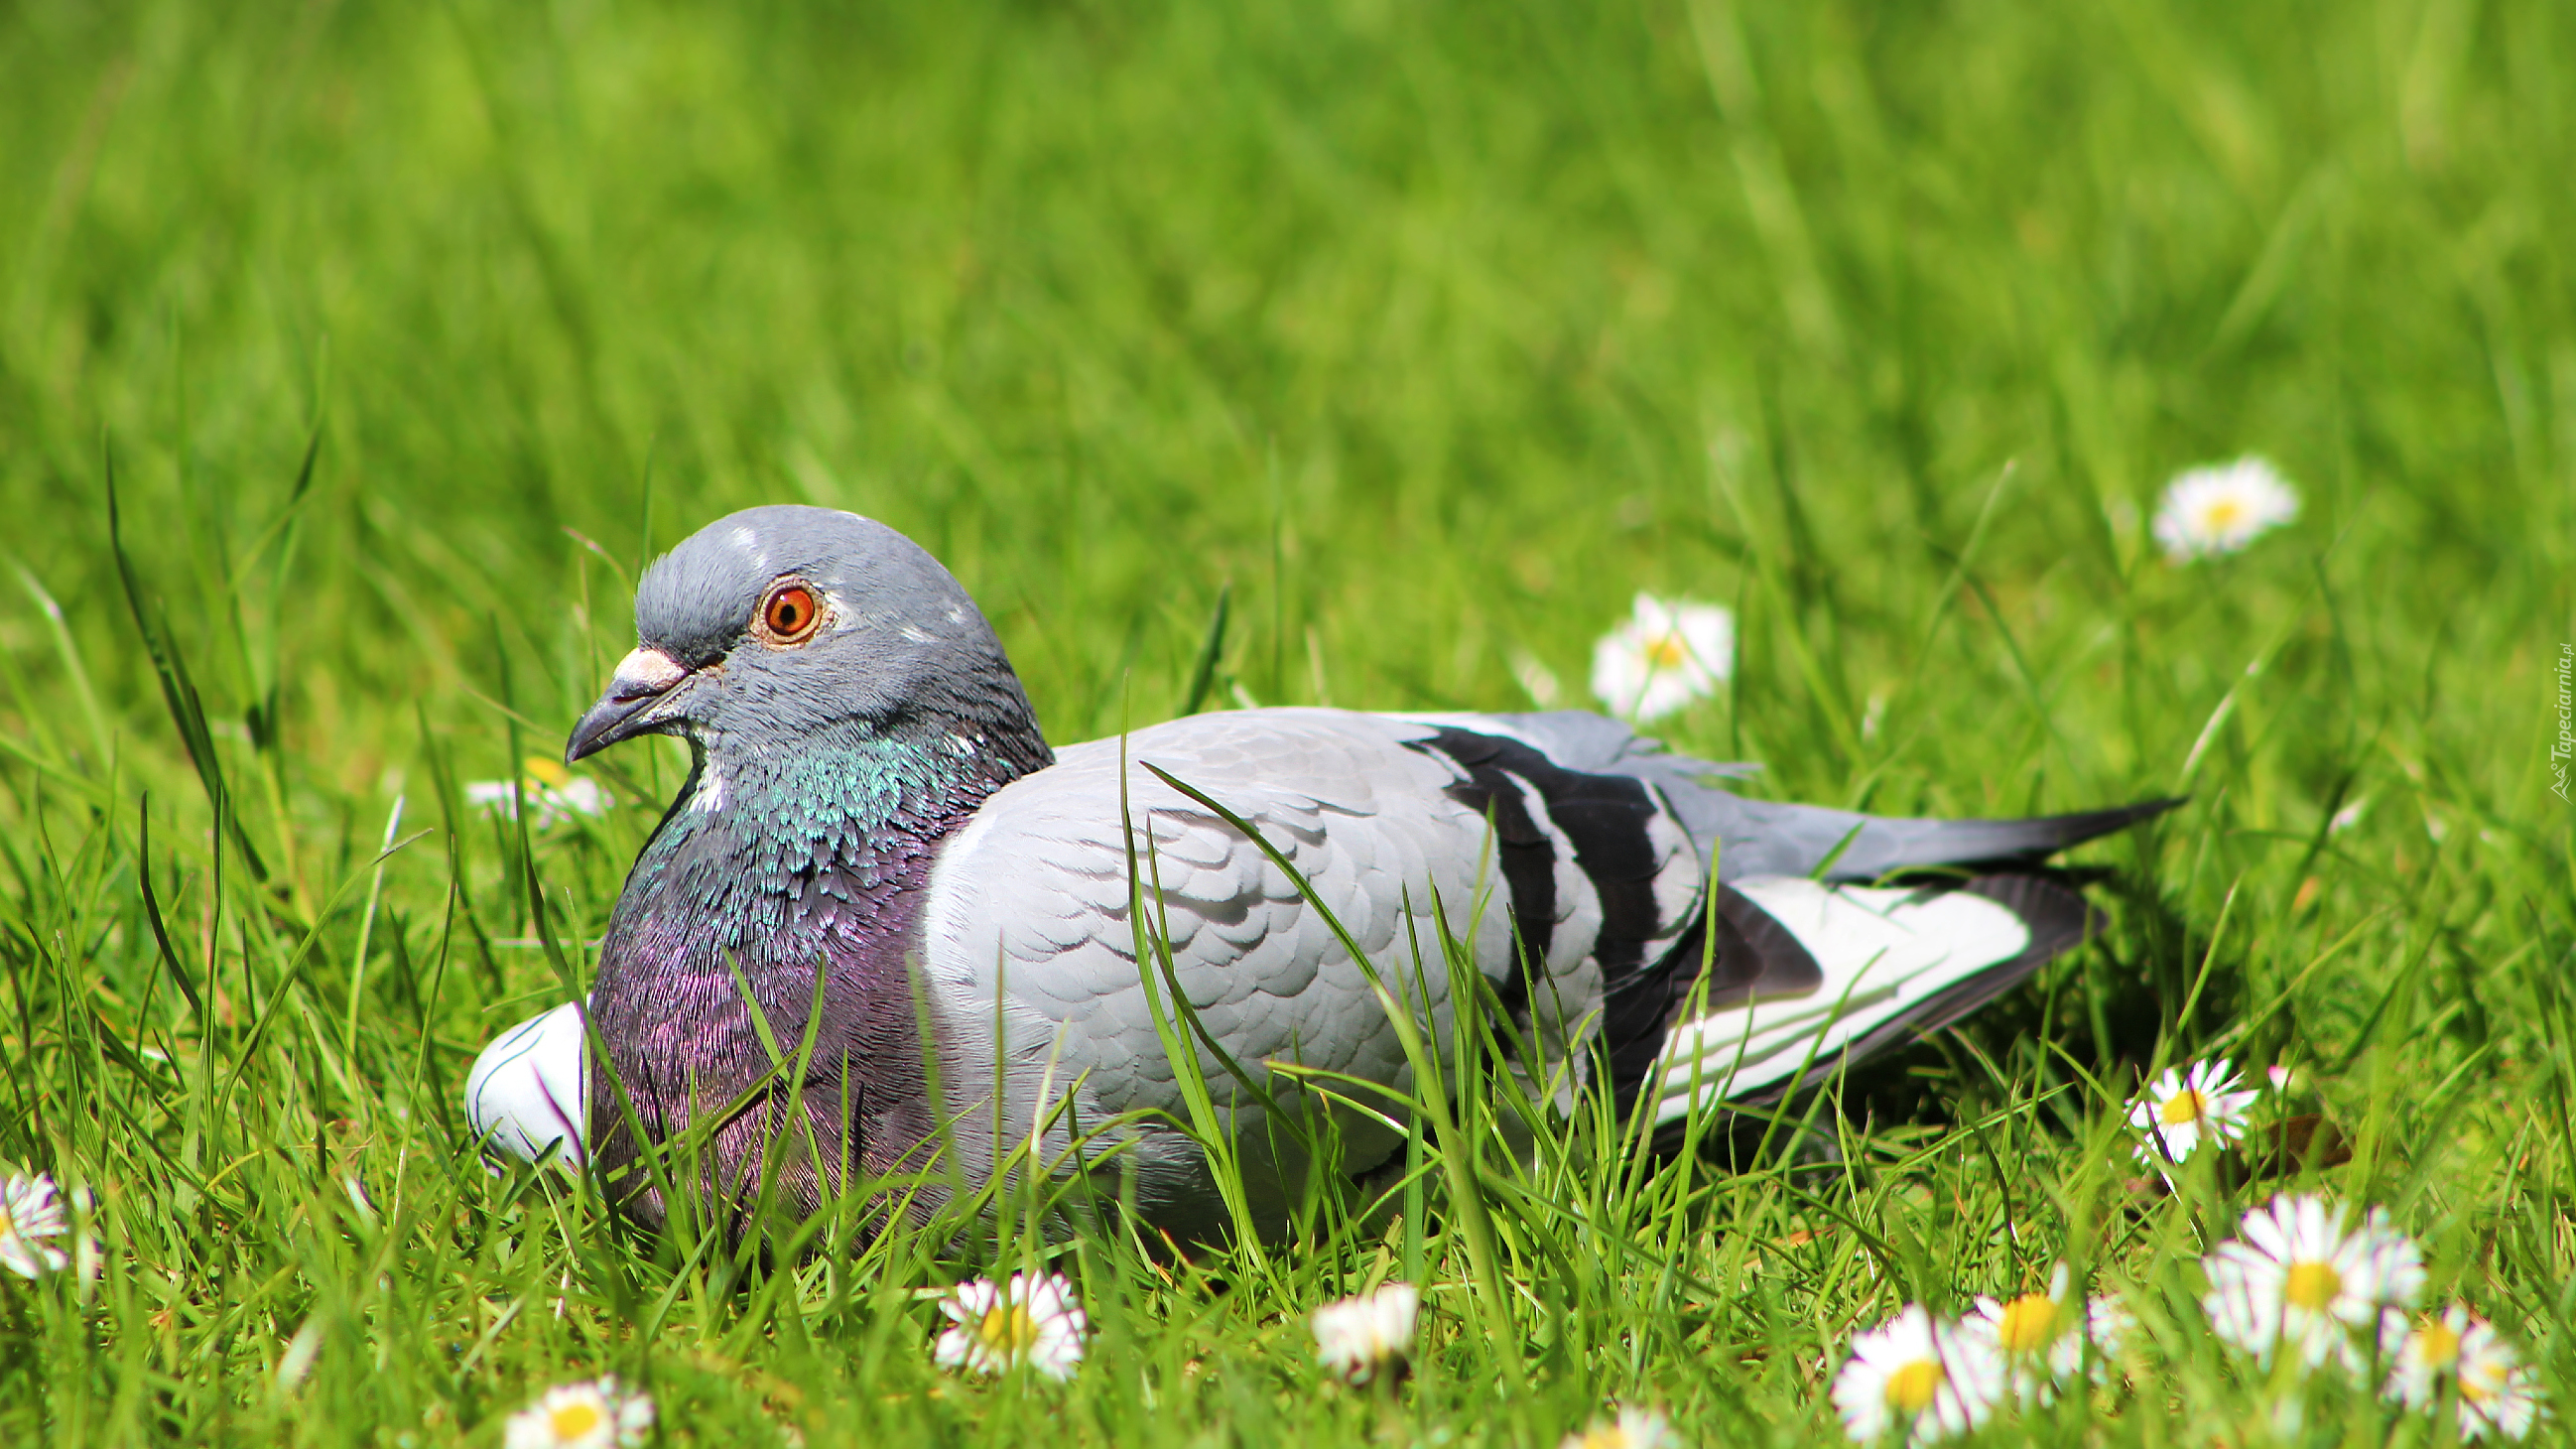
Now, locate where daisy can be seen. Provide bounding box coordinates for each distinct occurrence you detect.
[2129,1057,2259,1164]
[1560,1404,1677,1449]
[1312,1281,1420,1385]
[503,1377,654,1449]
[1510,650,1564,709]
[2083,1293,2140,1367]
[0,1172,71,1279]
[2383,1306,2543,1441]
[2203,1194,2424,1369]
[1590,593,1734,723]
[934,1271,1088,1381]
[466,758,610,831]
[1967,1265,2133,1397]
[2152,457,2299,562]
[1832,1304,2005,1444]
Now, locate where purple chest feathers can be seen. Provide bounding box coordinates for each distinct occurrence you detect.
[583,751,995,1232]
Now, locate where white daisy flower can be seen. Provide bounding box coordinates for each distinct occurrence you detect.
[0,1172,71,1279]
[1860,690,1888,743]
[1560,1404,1676,1449]
[1590,593,1733,723]
[2084,1293,2140,1365]
[2383,1306,2543,1441]
[2203,1194,2424,1369]
[1966,1265,2136,1398]
[934,1271,1088,1382]
[1510,650,1564,708]
[1832,1304,2005,1444]
[1312,1281,1420,1385]
[2129,1057,2259,1163]
[503,1376,654,1449]
[467,759,611,831]
[2152,457,2299,562]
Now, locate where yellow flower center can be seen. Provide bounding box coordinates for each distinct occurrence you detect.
[548,1401,603,1441]
[2201,498,2245,532]
[978,1303,1039,1357]
[2158,1088,2208,1125]
[0,1209,14,1238]
[1573,1428,1630,1449]
[2461,1360,2504,1404]
[1644,633,1687,670]
[1996,1294,2060,1354]
[525,756,573,789]
[2282,1260,2342,1312]
[2412,1319,2462,1371]
[1883,1359,1944,1414]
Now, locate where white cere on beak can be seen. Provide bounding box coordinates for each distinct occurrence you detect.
[610,646,688,697]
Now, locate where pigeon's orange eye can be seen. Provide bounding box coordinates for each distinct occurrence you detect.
[758,583,823,644]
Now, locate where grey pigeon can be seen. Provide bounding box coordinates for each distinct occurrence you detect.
[464,505,2171,1239]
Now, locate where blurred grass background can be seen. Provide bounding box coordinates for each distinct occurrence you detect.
[0,0,2570,1444]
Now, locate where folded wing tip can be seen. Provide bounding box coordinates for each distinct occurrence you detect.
[463,998,589,1173]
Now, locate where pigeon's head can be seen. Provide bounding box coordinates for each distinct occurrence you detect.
[567,505,1032,763]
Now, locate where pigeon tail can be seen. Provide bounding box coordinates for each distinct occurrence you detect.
[1682,794,2181,882]
[1449,711,2178,881]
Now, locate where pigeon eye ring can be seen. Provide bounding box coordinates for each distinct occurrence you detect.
[755,579,824,646]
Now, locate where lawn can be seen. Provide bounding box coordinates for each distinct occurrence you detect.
[0,0,2570,1444]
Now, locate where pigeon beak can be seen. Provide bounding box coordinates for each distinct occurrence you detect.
[566,647,693,763]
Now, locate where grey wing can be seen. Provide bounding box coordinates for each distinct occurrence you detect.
[916,711,1535,1231]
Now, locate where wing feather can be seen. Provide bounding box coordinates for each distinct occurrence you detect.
[919,710,1544,1230]
[1647,876,2041,1122]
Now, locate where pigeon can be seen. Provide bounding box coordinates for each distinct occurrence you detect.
[464,505,2172,1239]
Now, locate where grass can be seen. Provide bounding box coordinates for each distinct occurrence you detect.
[0,0,2570,1442]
